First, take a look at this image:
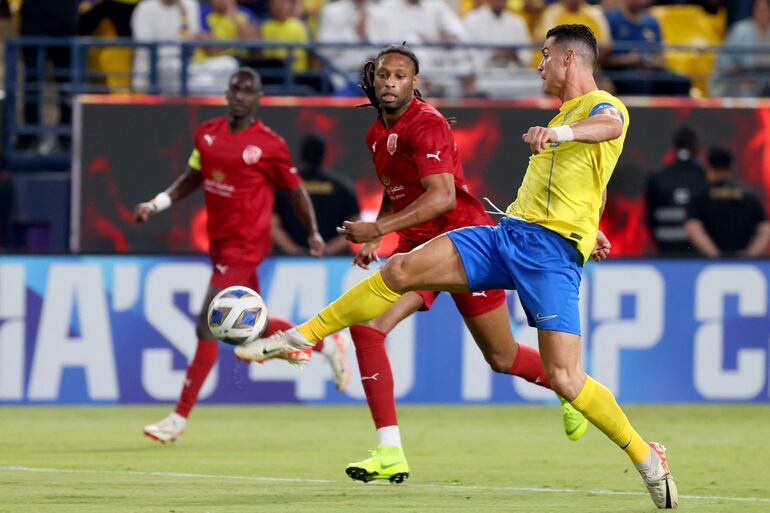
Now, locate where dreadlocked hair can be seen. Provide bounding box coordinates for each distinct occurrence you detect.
[358,43,455,125]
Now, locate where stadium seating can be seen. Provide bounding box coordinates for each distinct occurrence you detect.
[649,5,726,96]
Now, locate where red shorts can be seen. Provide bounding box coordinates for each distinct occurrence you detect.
[209,261,261,292]
[393,240,506,318]
[416,289,506,318]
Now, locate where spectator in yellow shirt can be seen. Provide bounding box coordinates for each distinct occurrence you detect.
[196,0,260,61]
[262,0,309,72]
[534,0,612,53]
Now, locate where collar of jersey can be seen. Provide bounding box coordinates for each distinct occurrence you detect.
[559,90,600,113]
[224,117,264,135]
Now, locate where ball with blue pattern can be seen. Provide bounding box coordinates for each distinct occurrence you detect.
[207,286,268,346]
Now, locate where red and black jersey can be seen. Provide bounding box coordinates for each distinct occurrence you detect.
[365,98,493,251]
[189,116,302,265]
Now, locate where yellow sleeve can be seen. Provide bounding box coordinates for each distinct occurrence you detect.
[188,148,201,171]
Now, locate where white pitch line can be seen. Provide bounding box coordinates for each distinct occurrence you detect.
[2,466,769,504]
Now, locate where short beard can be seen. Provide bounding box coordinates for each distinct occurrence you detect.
[378,94,412,114]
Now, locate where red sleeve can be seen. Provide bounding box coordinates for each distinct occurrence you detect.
[263,136,302,190]
[409,115,454,179]
[365,125,375,157]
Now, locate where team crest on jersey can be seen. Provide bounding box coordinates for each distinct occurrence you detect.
[212,170,225,182]
[242,145,263,165]
[386,133,398,155]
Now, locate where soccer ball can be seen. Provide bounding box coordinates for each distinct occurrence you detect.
[207,286,268,346]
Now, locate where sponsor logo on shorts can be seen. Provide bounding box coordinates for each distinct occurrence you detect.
[535,313,558,323]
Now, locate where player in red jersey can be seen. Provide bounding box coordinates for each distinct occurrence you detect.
[134,68,350,443]
[237,46,588,483]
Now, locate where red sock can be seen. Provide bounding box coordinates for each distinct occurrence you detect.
[175,340,219,418]
[264,316,293,336]
[349,325,397,428]
[508,343,551,389]
[264,316,323,352]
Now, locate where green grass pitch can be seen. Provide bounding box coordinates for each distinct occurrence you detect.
[1,404,769,512]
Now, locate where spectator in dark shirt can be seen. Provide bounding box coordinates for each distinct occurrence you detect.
[273,134,361,255]
[0,173,11,248]
[79,0,137,37]
[17,0,80,152]
[686,147,770,257]
[604,0,691,95]
[646,126,707,256]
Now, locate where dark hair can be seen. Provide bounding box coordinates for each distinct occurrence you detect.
[545,24,598,66]
[300,133,325,167]
[358,44,456,124]
[708,146,733,170]
[230,67,262,92]
[673,125,698,151]
[359,43,424,115]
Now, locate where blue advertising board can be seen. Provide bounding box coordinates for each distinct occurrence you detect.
[1,256,768,404]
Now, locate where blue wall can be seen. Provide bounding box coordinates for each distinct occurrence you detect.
[1,256,769,404]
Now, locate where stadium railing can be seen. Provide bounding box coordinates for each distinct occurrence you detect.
[3,38,770,172]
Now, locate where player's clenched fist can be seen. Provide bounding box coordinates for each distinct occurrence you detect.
[307,232,326,257]
[590,230,611,262]
[134,201,156,223]
[522,126,558,155]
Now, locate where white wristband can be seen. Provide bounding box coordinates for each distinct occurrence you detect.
[151,192,172,212]
[552,125,574,142]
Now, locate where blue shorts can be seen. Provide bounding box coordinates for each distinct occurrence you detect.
[447,217,583,335]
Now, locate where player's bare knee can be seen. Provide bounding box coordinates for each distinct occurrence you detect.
[381,254,410,292]
[546,367,583,400]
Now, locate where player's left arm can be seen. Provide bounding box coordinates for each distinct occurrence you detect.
[590,189,611,262]
[134,165,203,223]
[523,106,624,155]
[287,185,325,257]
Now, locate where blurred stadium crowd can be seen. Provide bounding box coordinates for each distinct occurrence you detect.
[1,0,769,99]
[0,0,769,257]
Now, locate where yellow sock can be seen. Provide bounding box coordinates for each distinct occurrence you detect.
[571,376,650,464]
[297,271,402,342]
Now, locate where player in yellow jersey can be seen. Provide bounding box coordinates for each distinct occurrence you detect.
[237,24,678,509]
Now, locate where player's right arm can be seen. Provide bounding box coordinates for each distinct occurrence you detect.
[523,105,625,155]
[353,191,392,269]
[339,173,456,244]
[591,189,611,262]
[134,149,204,223]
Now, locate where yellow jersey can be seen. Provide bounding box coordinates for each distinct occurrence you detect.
[534,4,612,45]
[506,90,629,263]
[194,9,257,62]
[261,18,309,73]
